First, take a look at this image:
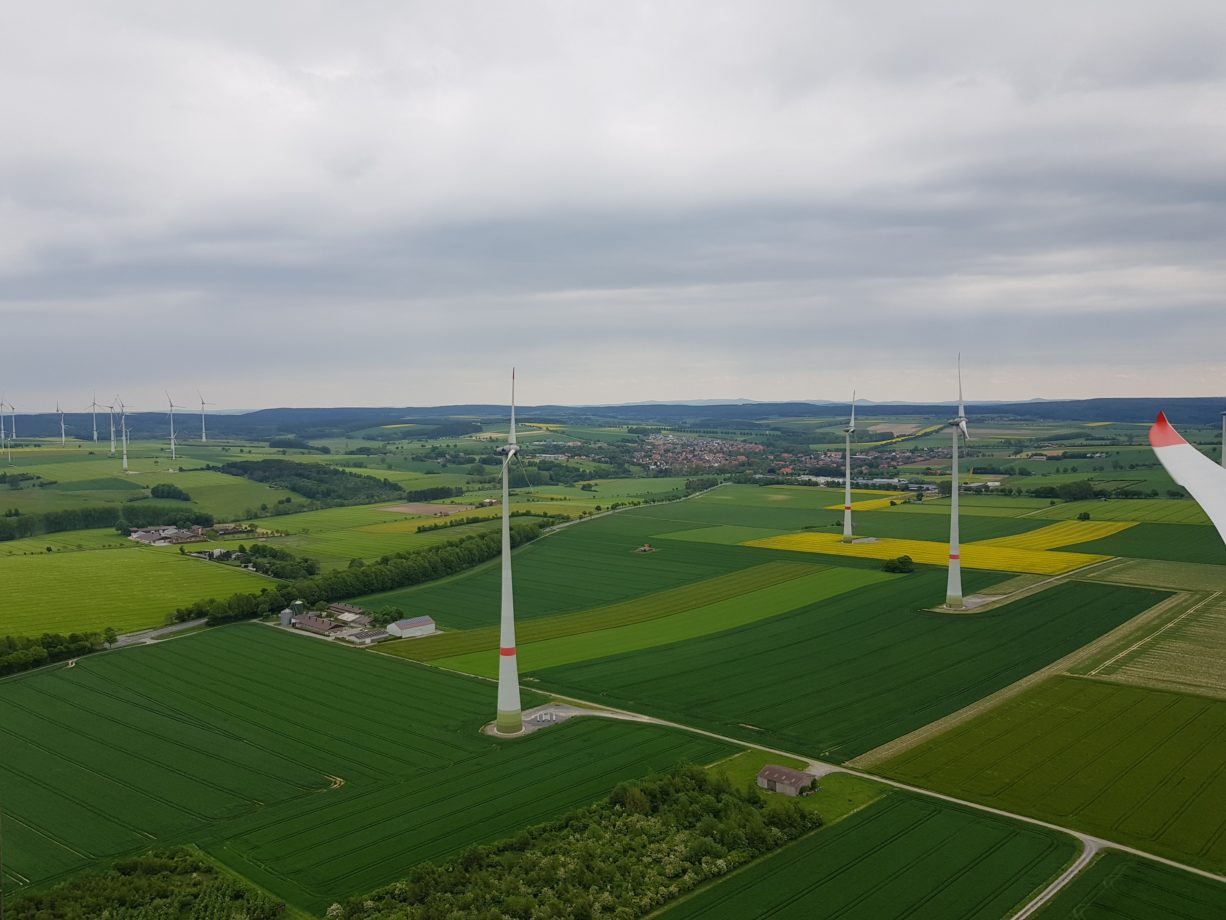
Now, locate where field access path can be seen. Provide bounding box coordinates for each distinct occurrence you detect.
[503,692,1226,918]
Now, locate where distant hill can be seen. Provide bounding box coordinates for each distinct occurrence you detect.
[12,397,1224,441]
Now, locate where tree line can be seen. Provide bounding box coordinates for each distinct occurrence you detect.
[0,503,214,542]
[214,458,404,503]
[0,630,112,676]
[333,764,821,919]
[174,521,547,626]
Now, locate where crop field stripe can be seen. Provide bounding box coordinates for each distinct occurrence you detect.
[742,531,1109,575]
[383,561,823,662]
[435,567,892,677]
[657,794,1075,920]
[974,520,1137,550]
[880,676,1226,873]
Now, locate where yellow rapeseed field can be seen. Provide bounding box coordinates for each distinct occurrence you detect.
[823,492,911,512]
[974,520,1136,551]
[743,531,1110,575]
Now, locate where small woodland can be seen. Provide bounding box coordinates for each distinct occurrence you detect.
[334,765,821,920]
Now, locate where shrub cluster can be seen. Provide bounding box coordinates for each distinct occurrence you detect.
[10,846,283,919]
[150,482,192,501]
[336,765,821,919]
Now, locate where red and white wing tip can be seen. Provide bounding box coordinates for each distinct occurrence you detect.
[1149,412,1189,449]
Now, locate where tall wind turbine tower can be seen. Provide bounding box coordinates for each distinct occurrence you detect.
[198,392,210,442]
[119,400,129,472]
[90,393,99,442]
[945,357,971,609]
[493,369,523,735]
[57,402,66,446]
[0,394,6,444]
[843,391,856,543]
[106,398,117,455]
[166,392,181,460]
[1221,410,1225,469]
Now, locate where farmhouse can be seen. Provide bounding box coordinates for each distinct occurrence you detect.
[386,616,437,639]
[756,765,815,797]
[328,602,366,618]
[293,614,336,636]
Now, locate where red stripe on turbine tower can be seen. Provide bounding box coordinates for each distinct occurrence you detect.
[500,647,516,656]
[949,553,960,560]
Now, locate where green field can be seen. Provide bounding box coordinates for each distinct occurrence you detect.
[435,565,892,677]
[880,677,1226,872]
[656,793,1076,920]
[0,625,734,911]
[1083,558,1226,592]
[1077,592,1226,699]
[1071,522,1226,566]
[1033,852,1226,919]
[1034,499,1210,524]
[530,575,1165,760]
[0,548,269,634]
[351,512,782,629]
[381,561,826,662]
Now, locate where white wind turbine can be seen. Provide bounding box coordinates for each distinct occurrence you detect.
[945,356,971,609]
[493,368,523,735]
[842,391,856,543]
[0,396,9,464]
[166,392,186,460]
[119,399,130,472]
[198,391,211,443]
[57,401,66,446]
[106,397,117,455]
[89,392,99,442]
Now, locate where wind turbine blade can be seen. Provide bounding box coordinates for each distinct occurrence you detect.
[850,390,856,428]
[957,353,964,416]
[514,452,533,489]
[1150,412,1226,539]
[509,368,517,447]
[959,419,970,441]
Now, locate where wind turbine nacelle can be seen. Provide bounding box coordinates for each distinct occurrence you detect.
[844,425,855,435]
[496,444,518,457]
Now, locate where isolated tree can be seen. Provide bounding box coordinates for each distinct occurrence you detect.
[103,627,118,647]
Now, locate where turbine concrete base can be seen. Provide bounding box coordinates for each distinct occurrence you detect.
[494,710,523,735]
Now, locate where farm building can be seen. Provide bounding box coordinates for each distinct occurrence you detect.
[278,608,293,626]
[386,616,437,639]
[293,614,336,636]
[328,602,366,619]
[348,628,389,646]
[756,765,815,797]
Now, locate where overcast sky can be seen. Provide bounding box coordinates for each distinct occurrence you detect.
[4,1,1225,411]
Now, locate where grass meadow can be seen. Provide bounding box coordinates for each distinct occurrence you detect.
[880,676,1226,872]
[656,794,1075,920]
[0,625,734,912]
[0,548,269,634]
